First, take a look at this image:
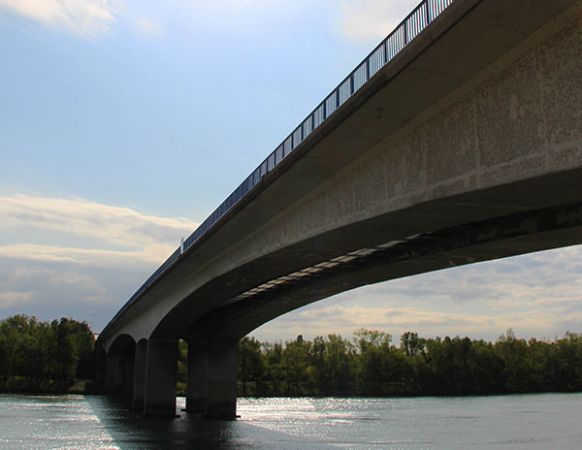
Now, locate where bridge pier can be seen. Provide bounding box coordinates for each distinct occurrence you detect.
[205,341,238,419]
[103,335,136,397]
[95,347,106,384]
[105,352,122,389]
[143,338,178,417]
[132,339,147,410]
[185,339,208,413]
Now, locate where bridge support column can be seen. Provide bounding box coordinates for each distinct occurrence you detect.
[143,338,178,417]
[95,347,106,384]
[205,341,238,419]
[105,352,122,389]
[132,340,147,411]
[185,339,208,413]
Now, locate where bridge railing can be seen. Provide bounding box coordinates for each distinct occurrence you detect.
[106,0,456,327]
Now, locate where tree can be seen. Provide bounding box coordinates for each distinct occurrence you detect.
[281,335,313,395]
[0,315,96,392]
[238,336,264,395]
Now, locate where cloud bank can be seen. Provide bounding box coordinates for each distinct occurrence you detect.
[0,193,195,263]
[0,193,197,330]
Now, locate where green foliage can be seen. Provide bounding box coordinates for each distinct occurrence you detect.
[235,329,582,397]
[238,337,264,395]
[0,315,95,392]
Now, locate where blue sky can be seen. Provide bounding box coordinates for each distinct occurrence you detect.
[1,0,581,342]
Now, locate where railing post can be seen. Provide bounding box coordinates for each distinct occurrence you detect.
[425,0,431,24]
[349,74,354,95]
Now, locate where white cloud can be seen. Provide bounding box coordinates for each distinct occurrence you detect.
[0,193,196,264]
[0,0,117,37]
[0,243,166,266]
[134,17,163,38]
[0,193,199,328]
[338,0,421,44]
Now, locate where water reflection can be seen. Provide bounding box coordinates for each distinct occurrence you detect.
[85,396,339,450]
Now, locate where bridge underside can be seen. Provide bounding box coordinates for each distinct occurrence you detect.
[189,200,582,342]
[98,198,582,417]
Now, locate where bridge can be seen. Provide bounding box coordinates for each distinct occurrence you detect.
[95,0,582,417]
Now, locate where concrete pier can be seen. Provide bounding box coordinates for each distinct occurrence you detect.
[143,339,178,417]
[132,339,147,411]
[185,339,208,413]
[205,341,238,419]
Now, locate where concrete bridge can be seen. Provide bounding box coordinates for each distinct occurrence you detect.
[96,0,582,417]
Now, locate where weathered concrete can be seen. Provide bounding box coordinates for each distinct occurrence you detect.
[143,339,178,417]
[97,0,582,417]
[205,341,238,419]
[184,339,208,413]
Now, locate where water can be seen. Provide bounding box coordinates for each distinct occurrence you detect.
[1,394,582,449]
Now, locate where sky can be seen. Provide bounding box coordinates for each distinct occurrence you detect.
[1,0,581,343]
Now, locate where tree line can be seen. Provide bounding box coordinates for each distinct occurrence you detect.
[0,315,95,392]
[232,329,582,397]
[2,313,582,397]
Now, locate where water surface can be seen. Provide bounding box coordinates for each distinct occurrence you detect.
[1,393,581,449]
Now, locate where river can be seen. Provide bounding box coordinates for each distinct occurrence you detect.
[1,393,581,449]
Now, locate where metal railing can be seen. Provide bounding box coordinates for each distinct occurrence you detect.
[106,0,456,328]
